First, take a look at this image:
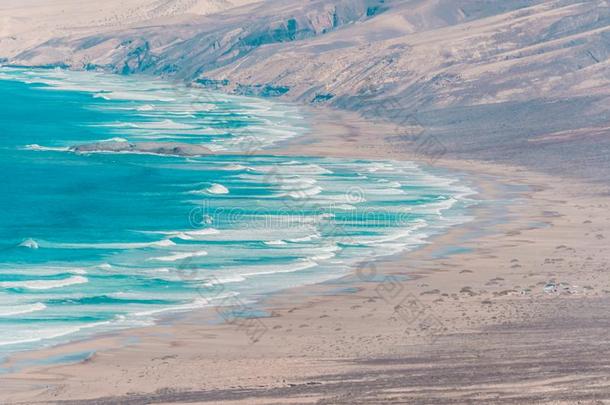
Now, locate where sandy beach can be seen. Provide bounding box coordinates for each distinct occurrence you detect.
[1,107,609,404]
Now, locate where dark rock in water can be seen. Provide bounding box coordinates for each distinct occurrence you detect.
[71,141,213,156]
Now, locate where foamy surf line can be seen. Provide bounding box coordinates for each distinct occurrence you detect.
[0,67,478,355]
[0,158,476,350]
[0,303,47,317]
[0,276,88,290]
[1,66,307,153]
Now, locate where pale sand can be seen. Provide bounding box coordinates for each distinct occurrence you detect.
[1,107,610,404]
[0,0,261,59]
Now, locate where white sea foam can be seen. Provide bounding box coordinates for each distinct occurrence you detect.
[24,144,70,152]
[131,134,193,141]
[0,319,111,347]
[201,275,246,286]
[93,93,111,100]
[0,266,86,277]
[287,234,320,243]
[99,137,128,143]
[185,103,216,112]
[418,197,458,215]
[363,187,405,195]
[144,228,220,241]
[283,186,323,199]
[206,183,230,194]
[310,252,337,262]
[278,177,317,186]
[0,302,47,317]
[264,239,287,246]
[323,193,368,204]
[0,276,88,290]
[173,229,220,240]
[187,228,220,236]
[222,164,248,171]
[94,91,175,102]
[350,220,429,246]
[142,226,218,235]
[365,162,400,173]
[252,164,332,175]
[278,164,332,175]
[149,250,208,262]
[334,204,356,210]
[132,297,212,317]
[18,238,39,249]
[136,119,196,130]
[41,239,175,249]
[240,259,318,277]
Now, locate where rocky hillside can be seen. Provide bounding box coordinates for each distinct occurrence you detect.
[4,0,610,182]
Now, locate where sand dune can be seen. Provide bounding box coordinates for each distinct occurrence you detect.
[0,0,261,58]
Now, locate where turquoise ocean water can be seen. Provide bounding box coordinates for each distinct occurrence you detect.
[0,67,475,353]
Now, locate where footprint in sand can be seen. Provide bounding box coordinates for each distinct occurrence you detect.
[460,286,477,296]
[421,289,441,295]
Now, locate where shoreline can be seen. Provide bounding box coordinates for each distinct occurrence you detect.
[0,111,484,370]
[3,104,610,403]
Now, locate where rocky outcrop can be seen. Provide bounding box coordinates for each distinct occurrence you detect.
[72,141,213,156]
